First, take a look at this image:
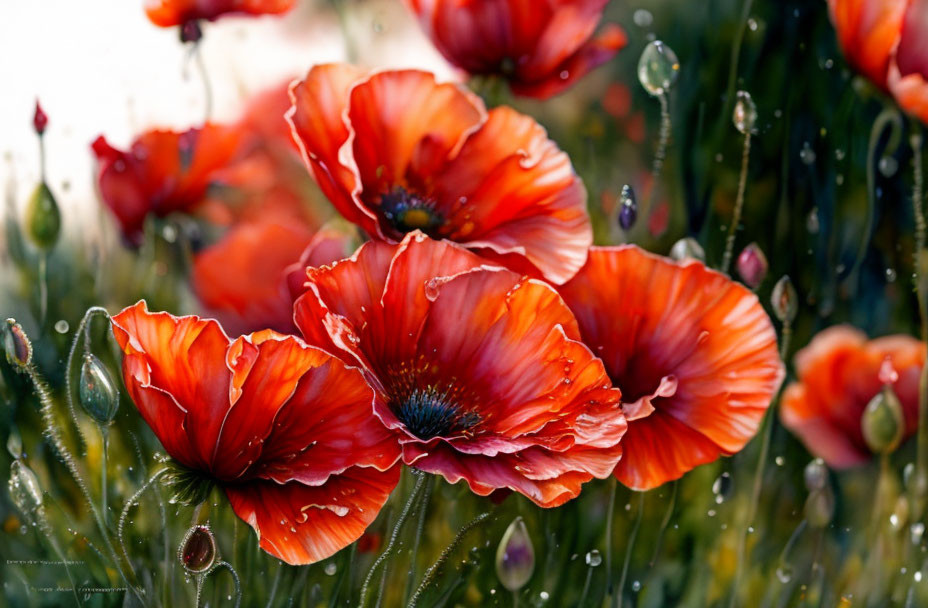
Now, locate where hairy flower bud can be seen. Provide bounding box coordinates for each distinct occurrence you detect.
[496,516,534,592]
[179,524,217,573]
[2,319,32,371]
[770,275,798,324]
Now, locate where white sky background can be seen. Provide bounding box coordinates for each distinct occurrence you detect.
[0,0,455,240]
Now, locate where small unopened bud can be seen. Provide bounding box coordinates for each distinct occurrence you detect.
[2,319,32,370]
[25,182,61,250]
[736,242,768,289]
[33,101,48,136]
[9,460,43,520]
[770,275,798,324]
[495,516,534,592]
[179,524,217,573]
[861,385,905,455]
[79,354,120,425]
[803,458,828,492]
[180,20,203,43]
[617,185,637,231]
[669,237,705,262]
[804,486,834,528]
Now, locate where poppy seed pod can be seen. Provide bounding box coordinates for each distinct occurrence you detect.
[25,182,61,250]
[79,354,120,425]
[9,460,43,520]
[862,385,905,455]
[2,319,32,371]
[179,524,217,574]
[495,517,534,592]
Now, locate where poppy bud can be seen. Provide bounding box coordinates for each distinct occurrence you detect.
[733,90,757,135]
[179,524,217,573]
[2,318,32,371]
[736,243,768,289]
[25,182,61,250]
[770,276,798,324]
[9,460,43,520]
[803,458,828,492]
[669,237,705,262]
[617,185,637,231]
[180,20,203,44]
[862,385,905,455]
[638,40,680,97]
[495,516,534,592]
[33,101,48,136]
[79,354,120,425]
[804,486,834,528]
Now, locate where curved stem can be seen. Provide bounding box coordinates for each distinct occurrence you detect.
[37,252,47,326]
[407,511,490,607]
[117,468,168,567]
[205,561,241,608]
[774,518,807,583]
[100,428,109,527]
[649,480,679,566]
[578,565,594,607]
[646,91,672,219]
[359,472,427,607]
[721,131,752,274]
[403,475,434,604]
[613,492,645,608]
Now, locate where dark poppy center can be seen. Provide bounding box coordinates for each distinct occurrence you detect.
[393,388,480,440]
[379,187,444,236]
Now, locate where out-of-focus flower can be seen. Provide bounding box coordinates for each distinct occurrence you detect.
[829,0,928,123]
[287,64,592,284]
[557,245,784,491]
[405,0,626,99]
[780,326,925,468]
[91,125,244,245]
[111,301,400,565]
[293,232,626,508]
[144,0,295,28]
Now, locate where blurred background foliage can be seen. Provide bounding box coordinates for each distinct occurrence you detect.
[2,0,927,606]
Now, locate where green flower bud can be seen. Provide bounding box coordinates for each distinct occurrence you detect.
[496,516,534,592]
[9,460,43,520]
[771,276,798,324]
[862,385,905,455]
[2,319,32,371]
[179,524,217,574]
[25,182,60,250]
[79,354,119,425]
[804,486,834,528]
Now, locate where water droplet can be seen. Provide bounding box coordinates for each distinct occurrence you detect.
[632,580,642,592]
[618,185,637,230]
[911,522,925,545]
[669,237,705,262]
[835,148,846,161]
[806,207,820,234]
[747,18,758,31]
[803,458,828,491]
[53,320,69,334]
[775,456,785,466]
[585,550,602,567]
[633,9,653,28]
[733,90,757,134]
[638,41,680,96]
[712,472,732,503]
[324,562,337,576]
[878,156,899,177]
[496,517,534,592]
[776,564,793,583]
[886,268,897,282]
[800,142,816,165]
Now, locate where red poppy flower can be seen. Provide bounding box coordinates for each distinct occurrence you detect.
[780,325,924,468]
[829,0,928,122]
[287,64,592,284]
[292,232,626,508]
[111,301,400,564]
[144,0,295,28]
[557,246,784,491]
[405,0,626,99]
[92,125,244,245]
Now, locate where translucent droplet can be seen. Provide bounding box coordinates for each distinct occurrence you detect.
[803,458,828,492]
[324,562,337,576]
[539,591,550,601]
[799,143,816,165]
[632,580,642,592]
[633,9,653,28]
[9,460,43,517]
[79,354,120,425]
[6,430,23,460]
[911,522,925,545]
[733,90,757,134]
[776,564,793,583]
[878,156,899,178]
[669,237,705,262]
[712,472,732,504]
[496,517,534,592]
[775,456,785,466]
[53,320,69,334]
[638,41,680,97]
[886,268,897,283]
[747,18,758,31]
[771,276,798,324]
[618,185,637,231]
[585,550,602,567]
[806,208,820,234]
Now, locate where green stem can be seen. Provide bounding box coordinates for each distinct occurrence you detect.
[206,561,241,608]
[578,565,594,607]
[403,475,434,604]
[613,492,645,608]
[645,91,672,220]
[36,510,82,607]
[603,476,617,600]
[649,480,679,566]
[910,124,928,521]
[101,428,109,527]
[721,131,752,274]
[117,468,168,568]
[359,472,428,607]
[37,252,48,326]
[407,511,491,607]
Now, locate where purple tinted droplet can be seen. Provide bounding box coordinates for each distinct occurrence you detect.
[618,185,637,231]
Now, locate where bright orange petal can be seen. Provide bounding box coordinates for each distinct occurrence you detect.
[145,0,295,27]
[827,0,907,88]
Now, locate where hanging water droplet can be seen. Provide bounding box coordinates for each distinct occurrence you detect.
[803,458,828,492]
[878,156,899,177]
[585,550,602,567]
[669,237,705,262]
[79,354,120,425]
[324,562,337,576]
[712,472,732,504]
[911,522,925,545]
[806,207,820,234]
[733,90,757,134]
[496,517,534,592]
[799,142,816,165]
[638,41,680,97]
[618,185,637,230]
[53,320,69,334]
[9,460,43,518]
[6,430,23,460]
[835,148,846,161]
[886,268,897,282]
[632,580,642,592]
[776,564,794,583]
[633,9,653,28]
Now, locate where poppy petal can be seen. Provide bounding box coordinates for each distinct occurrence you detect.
[225,465,400,565]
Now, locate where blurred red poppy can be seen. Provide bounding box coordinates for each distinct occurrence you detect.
[829,0,928,123]
[91,125,244,245]
[557,246,784,491]
[144,0,295,28]
[405,0,626,99]
[111,301,400,565]
[293,232,626,508]
[780,325,924,468]
[288,64,592,284]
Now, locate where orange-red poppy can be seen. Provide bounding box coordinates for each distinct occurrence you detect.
[144,0,295,28]
[780,325,924,468]
[92,125,244,245]
[111,301,400,565]
[292,232,627,508]
[557,246,784,491]
[287,64,592,284]
[405,0,626,99]
[829,0,928,123]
